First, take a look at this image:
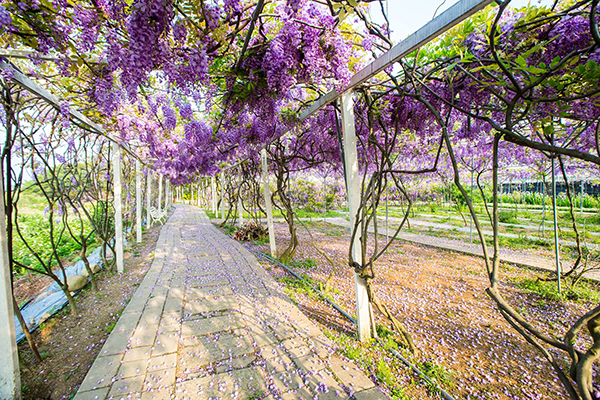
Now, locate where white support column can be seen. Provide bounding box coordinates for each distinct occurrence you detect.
[165,179,170,210]
[158,174,163,215]
[341,91,371,342]
[261,149,277,257]
[211,176,217,215]
[112,142,124,273]
[0,165,21,399]
[197,184,201,207]
[221,171,225,219]
[238,169,244,226]
[135,160,142,243]
[146,170,152,228]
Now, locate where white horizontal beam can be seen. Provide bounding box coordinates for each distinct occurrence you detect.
[299,0,494,121]
[0,49,58,61]
[0,49,102,64]
[0,61,105,134]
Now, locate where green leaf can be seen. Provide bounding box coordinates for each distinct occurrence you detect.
[347,0,358,6]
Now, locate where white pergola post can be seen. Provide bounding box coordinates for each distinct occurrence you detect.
[165,179,170,210]
[261,149,277,257]
[112,142,124,273]
[135,160,142,243]
[197,184,201,207]
[158,174,163,215]
[238,169,244,226]
[221,171,225,219]
[211,176,217,215]
[0,165,21,399]
[341,91,371,342]
[146,170,152,228]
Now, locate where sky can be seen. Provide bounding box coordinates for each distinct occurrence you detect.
[369,0,553,44]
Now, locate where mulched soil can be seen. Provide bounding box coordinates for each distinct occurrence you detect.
[16,219,166,400]
[247,220,598,400]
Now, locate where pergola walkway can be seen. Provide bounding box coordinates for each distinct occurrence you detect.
[74,205,385,400]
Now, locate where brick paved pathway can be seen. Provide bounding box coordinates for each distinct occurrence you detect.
[74,205,386,400]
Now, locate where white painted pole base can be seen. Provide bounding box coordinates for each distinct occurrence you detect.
[112,142,124,273]
[238,170,244,226]
[341,91,371,342]
[146,171,152,228]
[211,176,217,215]
[261,149,277,257]
[165,179,170,210]
[220,172,225,219]
[0,165,21,399]
[354,272,372,340]
[135,160,142,243]
[158,174,163,215]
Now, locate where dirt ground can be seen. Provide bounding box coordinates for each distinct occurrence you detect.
[16,221,164,400]
[249,220,598,400]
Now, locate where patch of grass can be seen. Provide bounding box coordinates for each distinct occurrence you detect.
[39,349,50,360]
[376,324,400,351]
[205,210,216,218]
[376,359,394,386]
[517,278,600,303]
[418,360,455,392]
[220,223,236,236]
[498,211,517,224]
[63,367,78,381]
[105,321,116,334]
[487,235,551,251]
[293,258,318,270]
[252,236,269,245]
[277,274,320,301]
[323,329,418,400]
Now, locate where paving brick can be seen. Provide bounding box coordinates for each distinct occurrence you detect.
[108,375,144,398]
[78,354,122,391]
[183,296,238,316]
[152,331,179,356]
[117,358,149,379]
[178,332,255,371]
[112,314,140,334]
[305,369,348,399]
[73,386,109,400]
[147,353,177,371]
[98,331,130,357]
[185,285,234,300]
[122,346,152,362]
[130,323,159,348]
[271,368,306,393]
[281,388,315,399]
[180,314,245,339]
[139,389,173,400]
[175,367,266,399]
[214,354,257,373]
[293,353,327,374]
[139,311,161,326]
[143,367,176,392]
[328,355,375,392]
[352,387,389,400]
